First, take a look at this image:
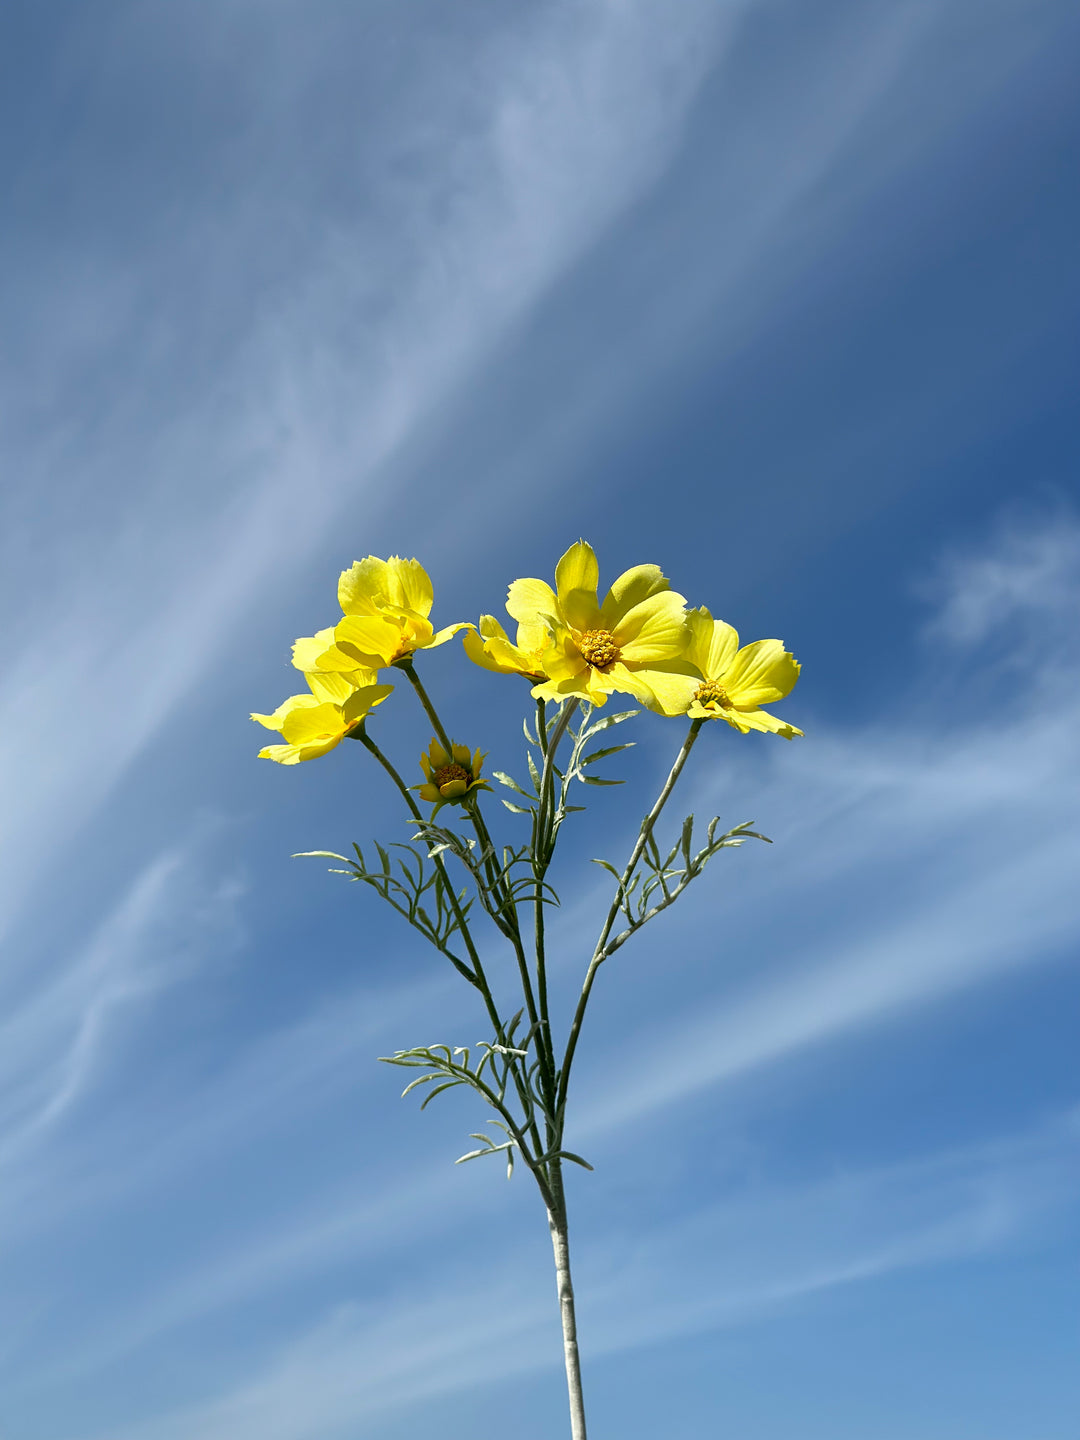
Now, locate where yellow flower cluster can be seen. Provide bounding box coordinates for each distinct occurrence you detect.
[251,554,465,765]
[253,542,802,774]
[466,540,803,738]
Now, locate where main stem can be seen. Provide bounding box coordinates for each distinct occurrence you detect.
[547,1160,587,1440]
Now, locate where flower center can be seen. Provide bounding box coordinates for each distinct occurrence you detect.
[433,762,471,788]
[578,628,620,670]
[694,680,732,708]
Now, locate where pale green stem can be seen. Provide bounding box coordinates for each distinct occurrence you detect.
[548,1160,587,1440]
[555,720,704,1121]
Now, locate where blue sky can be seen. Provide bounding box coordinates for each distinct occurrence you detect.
[1,1,1079,1436]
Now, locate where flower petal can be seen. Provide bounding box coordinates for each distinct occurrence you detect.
[338,557,390,616]
[292,628,339,672]
[704,616,740,677]
[614,591,689,661]
[725,639,801,705]
[599,564,669,628]
[384,556,434,617]
[426,621,471,649]
[506,577,557,625]
[554,540,599,604]
[635,666,700,716]
[341,683,394,725]
[734,705,803,739]
[332,614,403,667]
[250,694,322,731]
[306,670,361,706]
[280,703,345,745]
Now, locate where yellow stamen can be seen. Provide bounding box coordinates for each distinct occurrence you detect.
[694,680,732,708]
[578,628,620,670]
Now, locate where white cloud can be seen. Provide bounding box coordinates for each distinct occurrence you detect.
[82,1109,1080,1440]
[0,0,732,947]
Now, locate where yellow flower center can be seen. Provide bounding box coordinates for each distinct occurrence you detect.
[433,762,471,788]
[694,680,732,708]
[578,628,620,671]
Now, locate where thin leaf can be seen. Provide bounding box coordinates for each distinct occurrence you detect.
[584,708,638,734]
[580,743,635,766]
[493,771,531,796]
[559,1151,595,1171]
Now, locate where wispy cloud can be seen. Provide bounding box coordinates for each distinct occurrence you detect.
[574,511,1080,1136]
[83,1108,1080,1440]
[0,844,244,1185]
[0,0,731,947]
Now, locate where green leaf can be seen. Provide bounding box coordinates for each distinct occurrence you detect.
[559,1151,595,1171]
[590,858,622,879]
[291,850,351,861]
[493,770,531,796]
[584,708,638,735]
[580,743,634,766]
[579,774,623,786]
[501,799,534,815]
[419,1080,463,1110]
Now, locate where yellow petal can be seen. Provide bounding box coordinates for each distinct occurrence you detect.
[333,613,402,667]
[463,628,503,673]
[427,738,450,769]
[725,639,801,705]
[306,670,360,706]
[634,666,700,716]
[614,591,689,662]
[438,777,468,799]
[258,742,306,764]
[555,540,599,604]
[417,783,441,803]
[384,556,434,617]
[734,705,803,738]
[599,564,670,629]
[426,621,471,649]
[341,683,394,725]
[292,628,339,672]
[478,615,509,642]
[251,693,322,732]
[704,616,740,678]
[338,557,390,616]
[280,702,345,745]
[506,577,557,625]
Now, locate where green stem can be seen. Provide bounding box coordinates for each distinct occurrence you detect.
[401,660,555,1108]
[399,658,454,755]
[554,719,704,1121]
[547,1159,587,1440]
[356,720,549,1173]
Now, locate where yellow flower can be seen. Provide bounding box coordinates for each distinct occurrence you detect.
[414,738,491,813]
[462,614,553,681]
[506,540,690,707]
[251,668,394,764]
[646,607,802,737]
[311,556,470,672]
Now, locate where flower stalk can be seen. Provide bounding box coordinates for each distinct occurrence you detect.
[254,544,802,1438]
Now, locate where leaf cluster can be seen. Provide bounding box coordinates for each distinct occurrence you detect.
[593,816,770,958]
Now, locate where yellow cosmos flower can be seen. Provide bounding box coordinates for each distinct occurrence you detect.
[506,540,689,707]
[414,739,491,813]
[251,668,394,764]
[311,556,470,672]
[646,607,802,738]
[462,614,553,681]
